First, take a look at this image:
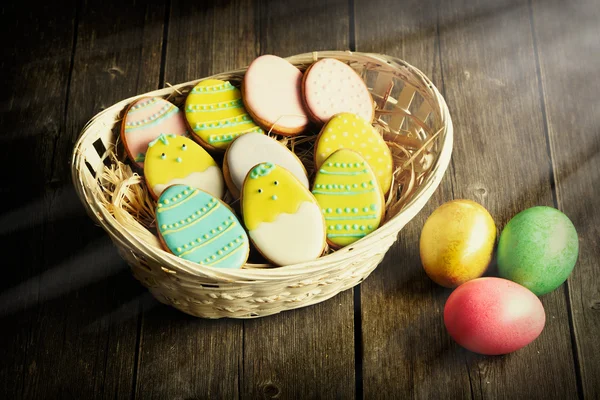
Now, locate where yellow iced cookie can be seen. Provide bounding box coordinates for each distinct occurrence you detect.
[185,79,263,151]
[312,149,385,248]
[144,134,224,199]
[314,113,393,195]
[241,162,326,266]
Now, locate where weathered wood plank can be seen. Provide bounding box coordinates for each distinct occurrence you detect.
[354,0,466,397]
[12,1,167,398]
[531,0,600,397]
[240,1,355,399]
[0,2,77,398]
[133,2,248,398]
[437,0,579,398]
[358,0,581,398]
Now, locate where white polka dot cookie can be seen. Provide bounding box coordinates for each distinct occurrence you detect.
[302,58,374,125]
[314,113,393,195]
[312,149,384,249]
[242,55,310,136]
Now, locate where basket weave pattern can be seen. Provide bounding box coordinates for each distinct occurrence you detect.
[71,51,453,319]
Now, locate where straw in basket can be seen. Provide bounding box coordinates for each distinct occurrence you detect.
[71,51,453,319]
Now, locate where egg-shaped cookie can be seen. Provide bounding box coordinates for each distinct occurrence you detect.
[223,132,309,198]
[302,58,374,125]
[156,185,249,268]
[144,134,224,199]
[242,55,310,136]
[121,97,188,167]
[312,149,385,249]
[314,113,393,195]
[241,162,326,266]
[185,79,264,151]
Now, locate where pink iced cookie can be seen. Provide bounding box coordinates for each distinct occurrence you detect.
[242,55,309,136]
[121,97,188,167]
[302,58,374,125]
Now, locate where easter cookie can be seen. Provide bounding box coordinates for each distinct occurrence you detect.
[223,132,309,198]
[121,97,188,167]
[242,55,310,136]
[156,185,249,268]
[185,79,264,151]
[302,58,374,125]
[312,149,384,249]
[144,134,224,199]
[314,113,393,195]
[241,162,326,266]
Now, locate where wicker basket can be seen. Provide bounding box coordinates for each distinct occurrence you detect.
[71,51,453,319]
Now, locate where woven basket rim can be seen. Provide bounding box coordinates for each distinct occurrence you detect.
[71,50,453,282]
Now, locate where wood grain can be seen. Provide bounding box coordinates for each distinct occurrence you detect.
[438,0,579,397]
[133,2,248,398]
[353,0,466,397]
[2,0,599,397]
[531,0,600,397]
[357,0,582,398]
[241,1,356,398]
[12,1,167,398]
[0,2,77,398]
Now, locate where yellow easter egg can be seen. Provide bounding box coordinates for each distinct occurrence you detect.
[185,79,263,151]
[420,199,497,288]
[241,162,326,266]
[314,113,393,195]
[312,149,384,248]
[144,134,224,199]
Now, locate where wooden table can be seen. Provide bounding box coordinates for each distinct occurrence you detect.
[2,0,598,398]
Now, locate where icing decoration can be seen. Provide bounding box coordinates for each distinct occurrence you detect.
[303,58,374,124]
[242,163,325,266]
[242,55,309,132]
[315,112,393,195]
[122,97,187,167]
[312,149,384,248]
[185,79,263,150]
[224,132,309,196]
[156,185,249,268]
[144,134,224,199]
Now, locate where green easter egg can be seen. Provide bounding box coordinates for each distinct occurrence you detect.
[497,206,578,296]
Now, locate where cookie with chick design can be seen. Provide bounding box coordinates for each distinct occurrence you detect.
[241,162,326,266]
[144,134,225,199]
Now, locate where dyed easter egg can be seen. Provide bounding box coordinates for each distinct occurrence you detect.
[303,58,374,124]
[314,113,393,195]
[185,79,263,151]
[498,206,578,296]
[241,162,326,266]
[144,134,224,199]
[420,199,496,288]
[312,149,384,248]
[444,278,546,355]
[242,55,310,136]
[223,132,309,198]
[121,97,188,167]
[156,185,249,268]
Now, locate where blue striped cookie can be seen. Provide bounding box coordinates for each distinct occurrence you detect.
[156,185,249,268]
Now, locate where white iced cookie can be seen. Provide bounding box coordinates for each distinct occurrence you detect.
[223,132,309,198]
